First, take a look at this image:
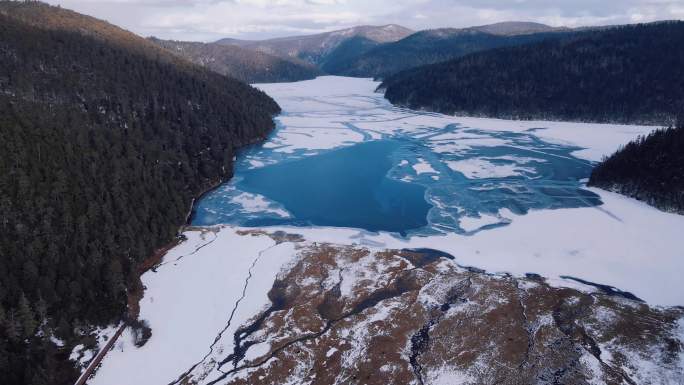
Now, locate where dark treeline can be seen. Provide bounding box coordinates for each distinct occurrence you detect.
[589,121,684,213]
[0,9,278,385]
[381,22,684,125]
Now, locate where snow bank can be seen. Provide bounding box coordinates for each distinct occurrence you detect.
[90,229,297,385]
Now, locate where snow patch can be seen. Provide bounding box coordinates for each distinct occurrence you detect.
[413,158,437,174]
[445,158,535,179]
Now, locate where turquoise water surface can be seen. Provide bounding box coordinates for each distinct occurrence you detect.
[191,81,601,236]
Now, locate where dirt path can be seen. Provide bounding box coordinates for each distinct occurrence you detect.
[73,324,126,385]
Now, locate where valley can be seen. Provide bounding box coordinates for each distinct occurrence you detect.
[1,2,683,384]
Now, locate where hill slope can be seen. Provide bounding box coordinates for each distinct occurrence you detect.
[589,122,684,213]
[381,22,684,124]
[217,24,413,66]
[328,25,569,78]
[0,0,188,66]
[150,38,322,83]
[0,2,279,384]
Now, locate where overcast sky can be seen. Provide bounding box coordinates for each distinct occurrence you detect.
[44,0,684,42]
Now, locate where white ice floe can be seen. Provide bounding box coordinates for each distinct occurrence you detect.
[232,191,291,218]
[458,212,503,232]
[263,122,365,154]
[443,116,657,162]
[445,158,535,179]
[255,77,657,163]
[412,158,438,175]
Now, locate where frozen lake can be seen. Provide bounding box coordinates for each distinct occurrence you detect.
[192,77,606,235]
[185,77,684,307]
[89,77,683,385]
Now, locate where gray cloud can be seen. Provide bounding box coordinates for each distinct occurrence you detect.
[44,0,684,41]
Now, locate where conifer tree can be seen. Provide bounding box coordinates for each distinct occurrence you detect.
[17,294,36,339]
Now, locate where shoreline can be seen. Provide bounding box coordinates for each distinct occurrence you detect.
[74,123,278,385]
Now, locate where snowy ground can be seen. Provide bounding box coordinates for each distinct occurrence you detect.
[88,77,683,385]
[89,229,298,385]
[89,222,684,385]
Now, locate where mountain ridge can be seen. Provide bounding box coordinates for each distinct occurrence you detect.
[149,37,322,83]
[216,24,414,66]
[325,25,572,78]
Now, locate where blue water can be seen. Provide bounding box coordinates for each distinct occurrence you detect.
[191,88,602,236]
[238,140,430,233]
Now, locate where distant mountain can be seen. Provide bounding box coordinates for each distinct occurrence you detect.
[0,2,279,385]
[149,38,322,83]
[209,22,569,79]
[326,23,571,78]
[472,21,567,36]
[589,122,684,214]
[217,24,413,66]
[381,22,684,125]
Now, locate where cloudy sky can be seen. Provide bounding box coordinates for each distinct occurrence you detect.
[44,0,684,41]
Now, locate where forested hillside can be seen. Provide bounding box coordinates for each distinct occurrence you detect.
[589,122,684,213]
[319,36,381,74]
[0,4,279,385]
[150,38,322,83]
[329,27,569,78]
[216,24,413,67]
[381,22,684,124]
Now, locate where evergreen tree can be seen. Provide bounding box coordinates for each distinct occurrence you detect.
[17,294,36,339]
[5,310,21,342]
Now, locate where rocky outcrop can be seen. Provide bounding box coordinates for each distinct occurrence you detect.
[178,239,684,385]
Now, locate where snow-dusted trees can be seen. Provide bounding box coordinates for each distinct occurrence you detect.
[381,22,684,125]
[589,120,684,213]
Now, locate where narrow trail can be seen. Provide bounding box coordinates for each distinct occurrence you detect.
[167,243,278,385]
[75,232,219,385]
[73,324,126,385]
